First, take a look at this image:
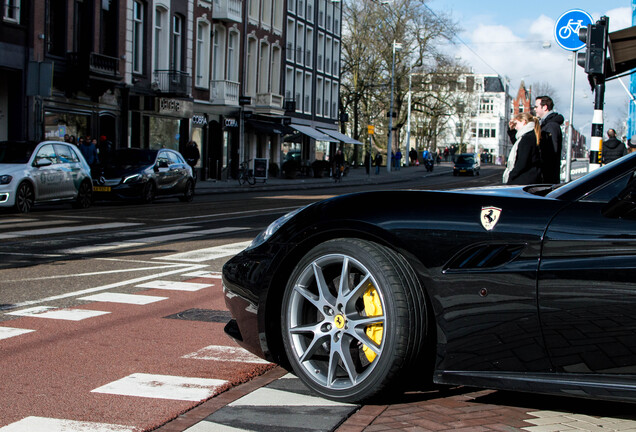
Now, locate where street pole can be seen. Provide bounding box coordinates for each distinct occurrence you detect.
[590,80,605,172]
[406,72,412,166]
[387,41,397,173]
[566,51,577,182]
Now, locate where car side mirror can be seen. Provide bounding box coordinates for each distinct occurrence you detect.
[603,187,636,219]
[33,159,52,168]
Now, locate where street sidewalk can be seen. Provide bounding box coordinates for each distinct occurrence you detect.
[193,162,455,195]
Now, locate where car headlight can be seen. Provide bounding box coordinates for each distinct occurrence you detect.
[123,174,142,184]
[247,206,306,250]
[0,175,12,185]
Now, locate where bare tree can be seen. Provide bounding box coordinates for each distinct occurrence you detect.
[531,81,561,109]
[340,0,459,156]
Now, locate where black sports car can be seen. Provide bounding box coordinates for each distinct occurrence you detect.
[92,148,194,203]
[223,152,636,404]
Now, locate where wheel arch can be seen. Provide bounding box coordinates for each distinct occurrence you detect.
[261,224,438,374]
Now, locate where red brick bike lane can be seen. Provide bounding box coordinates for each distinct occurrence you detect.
[0,275,273,431]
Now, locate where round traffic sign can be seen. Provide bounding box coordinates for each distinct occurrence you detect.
[554,9,594,51]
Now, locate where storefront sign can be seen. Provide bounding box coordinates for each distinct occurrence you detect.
[192,114,208,126]
[225,118,238,128]
[157,98,193,118]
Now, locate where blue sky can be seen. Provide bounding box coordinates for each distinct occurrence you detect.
[428,0,633,137]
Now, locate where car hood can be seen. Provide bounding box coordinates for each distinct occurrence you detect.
[0,163,28,175]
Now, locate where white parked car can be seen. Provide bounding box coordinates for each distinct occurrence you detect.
[0,140,93,213]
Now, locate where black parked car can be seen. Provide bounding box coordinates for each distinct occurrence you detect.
[92,148,194,203]
[223,152,636,404]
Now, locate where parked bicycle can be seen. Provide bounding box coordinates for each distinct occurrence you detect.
[238,160,256,185]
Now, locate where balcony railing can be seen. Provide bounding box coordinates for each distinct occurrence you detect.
[210,80,240,105]
[255,93,283,109]
[212,0,242,23]
[153,70,191,96]
[66,52,121,79]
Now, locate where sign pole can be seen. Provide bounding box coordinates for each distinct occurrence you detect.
[566,50,577,182]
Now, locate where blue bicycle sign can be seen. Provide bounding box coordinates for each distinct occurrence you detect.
[554,9,594,51]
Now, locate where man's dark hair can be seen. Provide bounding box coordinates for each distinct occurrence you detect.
[536,95,554,111]
[608,129,616,138]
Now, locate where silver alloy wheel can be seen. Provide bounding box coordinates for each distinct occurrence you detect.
[15,182,34,213]
[286,253,386,390]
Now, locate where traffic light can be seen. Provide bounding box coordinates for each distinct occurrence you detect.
[577,17,609,75]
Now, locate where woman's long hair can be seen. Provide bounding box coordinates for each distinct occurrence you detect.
[514,112,541,145]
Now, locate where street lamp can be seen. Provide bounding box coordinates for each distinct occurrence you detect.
[388,40,401,173]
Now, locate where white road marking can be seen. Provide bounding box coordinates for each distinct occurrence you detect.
[228,387,355,407]
[155,241,252,262]
[61,242,146,254]
[0,327,35,341]
[160,207,297,222]
[91,373,227,401]
[140,225,201,233]
[0,222,144,239]
[181,271,222,278]
[0,218,36,224]
[79,293,168,305]
[2,263,189,282]
[135,280,212,292]
[0,219,75,230]
[183,422,248,432]
[182,345,271,364]
[6,306,110,321]
[189,227,251,235]
[0,416,136,432]
[2,264,206,310]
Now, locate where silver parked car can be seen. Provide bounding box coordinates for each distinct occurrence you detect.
[0,140,93,213]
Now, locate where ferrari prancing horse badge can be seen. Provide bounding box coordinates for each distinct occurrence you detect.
[480,206,502,231]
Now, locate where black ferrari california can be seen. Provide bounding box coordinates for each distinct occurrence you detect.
[223,152,636,403]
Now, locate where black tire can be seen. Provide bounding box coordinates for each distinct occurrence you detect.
[238,173,247,186]
[281,238,429,403]
[14,181,34,213]
[247,172,256,186]
[73,180,93,209]
[141,181,156,203]
[179,179,195,202]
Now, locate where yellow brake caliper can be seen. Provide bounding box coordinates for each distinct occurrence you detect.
[362,285,383,362]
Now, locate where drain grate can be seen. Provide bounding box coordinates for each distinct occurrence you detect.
[164,308,232,323]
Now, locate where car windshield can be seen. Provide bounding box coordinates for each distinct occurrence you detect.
[0,141,37,164]
[111,149,158,166]
[457,155,473,164]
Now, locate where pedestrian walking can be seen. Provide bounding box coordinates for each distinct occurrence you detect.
[374,153,382,175]
[535,95,564,184]
[80,136,99,174]
[395,150,402,170]
[503,112,542,185]
[184,140,201,182]
[602,129,626,164]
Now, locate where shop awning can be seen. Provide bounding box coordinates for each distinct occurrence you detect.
[246,119,294,135]
[318,128,363,145]
[290,124,335,142]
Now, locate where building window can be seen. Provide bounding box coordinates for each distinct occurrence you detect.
[228,30,239,82]
[317,32,324,72]
[246,37,258,95]
[304,72,312,114]
[258,41,270,93]
[154,6,169,71]
[212,26,226,80]
[286,18,295,61]
[195,20,210,88]
[285,66,294,100]
[331,82,338,119]
[305,28,313,67]
[333,40,339,76]
[287,0,295,14]
[296,23,304,66]
[132,0,144,74]
[295,70,303,112]
[480,97,494,114]
[46,0,66,56]
[297,0,304,18]
[171,15,182,71]
[325,36,332,76]
[3,0,20,23]
[271,45,281,94]
[249,0,259,21]
[261,0,271,28]
[272,0,283,31]
[306,0,313,23]
[324,79,331,117]
[316,77,323,116]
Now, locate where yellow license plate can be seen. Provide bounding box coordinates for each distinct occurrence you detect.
[460,169,467,172]
[93,186,111,192]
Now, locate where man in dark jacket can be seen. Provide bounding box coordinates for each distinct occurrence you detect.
[535,96,564,184]
[602,129,626,164]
